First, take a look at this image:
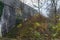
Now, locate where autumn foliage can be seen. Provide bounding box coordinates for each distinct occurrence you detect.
[17,13,51,40]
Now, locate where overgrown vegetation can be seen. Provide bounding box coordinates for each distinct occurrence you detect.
[6,13,60,40]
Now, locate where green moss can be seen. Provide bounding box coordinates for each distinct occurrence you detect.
[0,1,4,18]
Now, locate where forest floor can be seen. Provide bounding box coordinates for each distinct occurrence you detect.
[0,37,60,40]
[0,37,17,40]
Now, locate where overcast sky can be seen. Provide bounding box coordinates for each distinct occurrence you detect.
[20,0,60,17]
[20,0,51,17]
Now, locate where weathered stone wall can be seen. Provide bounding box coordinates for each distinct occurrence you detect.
[1,0,39,37]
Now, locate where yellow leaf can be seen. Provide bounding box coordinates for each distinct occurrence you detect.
[35,22,40,27]
[17,24,22,28]
[34,13,40,17]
